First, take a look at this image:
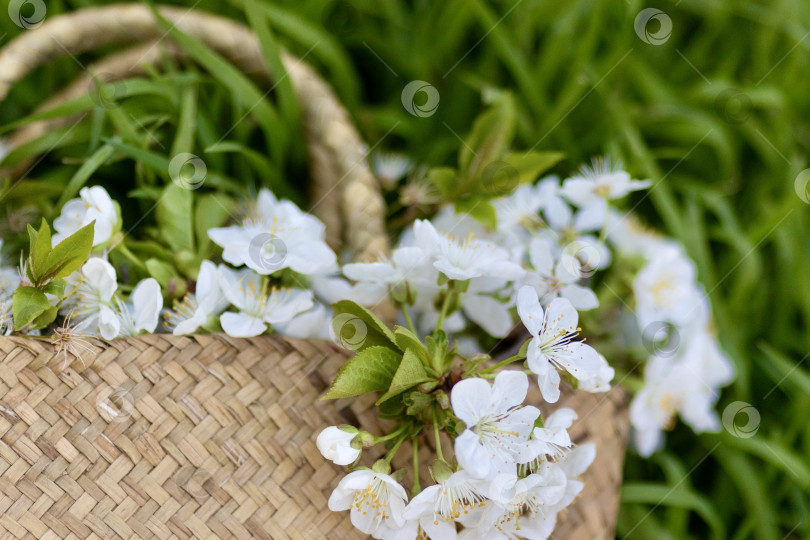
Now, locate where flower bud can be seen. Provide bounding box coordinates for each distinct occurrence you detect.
[316,426,361,466]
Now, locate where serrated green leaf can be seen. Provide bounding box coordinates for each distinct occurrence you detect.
[156,183,194,253]
[43,222,94,282]
[393,326,429,360]
[405,391,435,420]
[322,346,402,399]
[377,349,432,404]
[332,300,398,351]
[12,287,52,331]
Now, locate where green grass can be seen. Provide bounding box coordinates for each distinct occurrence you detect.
[2,0,809,538]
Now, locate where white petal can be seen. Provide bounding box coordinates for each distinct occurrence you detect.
[130,278,162,333]
[284,240,337,275]
[516,286,544,337]
[528,237,554,276]
[82,258,118,301]
[343,261,397,283]
[560,284,598,310]
[451,378,493,426]
[328,470,375,511]
[544,297,578,334]
[562,443,596,477]
[539,369,561,403]
[573,201,607,232]
[462,294,513,338]
[546,408,577,430]
[454,430,492,478]
[262,289,313,324]
[98,305,120,339]
[220,311,266,337]
[491,371,529,411]
[556,341,601,379]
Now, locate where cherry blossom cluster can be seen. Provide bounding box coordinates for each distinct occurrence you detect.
[606,213,735,455]
[321,372,595,540]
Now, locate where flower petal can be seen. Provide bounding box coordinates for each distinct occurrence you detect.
[220,311,266,337]
[491,370,529,411]
[517,286,544,337]
[451,378,493,426]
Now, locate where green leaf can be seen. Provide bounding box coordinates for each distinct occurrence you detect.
[455,198,497,230]
[12,287,52,331]
[459,93,515,183]
[426,330,452,374]
[58,144,116,207]
[170,85,198,157]
[156,183,194,253]
[31,305,59,330]
[404,391,435,421]
[28,219,52,282]
[322,346,402,399]
[393,326,429,363]
[145,258,177,289]
[622,482,726,540]
[427,167,458,197]
[150,5,286,164]
[42,279,66,298]
[194,194,233,257]
[377,349,432,404]
[244,0,301,132]
[43,222,94,281]
[332,300,398,351]
[502,151,565,186]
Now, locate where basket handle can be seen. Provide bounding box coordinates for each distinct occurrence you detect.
[0,4,388,263]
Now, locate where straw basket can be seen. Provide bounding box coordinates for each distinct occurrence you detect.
[0,5,630,539]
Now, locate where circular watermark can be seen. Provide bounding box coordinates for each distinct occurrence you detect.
[560,240,602,279]
[95,386,135,424]
[88,73,127,110]
[322,0,359,37]
[169,153,207,190]
[176,465,213,500]
[714,88,752,125]
[248,233,288,274]
[634,8,672,46]
[330,313,368,350]
[794,169,810,204]
[401,80,440,118]
[481,160,519,196]
[641,321,681,358]
[722,401,760,438]
[8,0,46,29]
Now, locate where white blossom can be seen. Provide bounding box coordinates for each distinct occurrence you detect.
[208,188,336,276]
[516,286,603,402]
[451,371,540,480]
[217,266,313,337]
[328,469,410,538]
[53,186,118,247]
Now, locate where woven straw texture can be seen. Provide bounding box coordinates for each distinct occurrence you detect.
[0,336,628,539]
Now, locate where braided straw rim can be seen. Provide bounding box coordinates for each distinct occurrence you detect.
[0,3,387,262]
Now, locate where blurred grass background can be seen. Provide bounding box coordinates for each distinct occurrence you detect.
[2,0,809,538]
